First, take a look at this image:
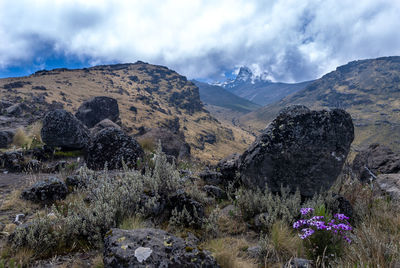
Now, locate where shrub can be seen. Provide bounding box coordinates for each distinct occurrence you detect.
[8,145,191,257]
[235,186,301,229]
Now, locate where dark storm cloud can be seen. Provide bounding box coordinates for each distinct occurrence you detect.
[1,0,400,82]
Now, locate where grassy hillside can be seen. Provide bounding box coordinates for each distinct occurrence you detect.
[193,80,261,113]
[0,62,255,162]
[239,56,400,150]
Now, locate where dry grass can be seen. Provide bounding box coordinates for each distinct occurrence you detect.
[12,128,30,148]
[259,221,303,265]
[138,137,156,152]
[118,215,146,230]
[203,237,257,268]
[27,121,43,144]
[0,189,38,214]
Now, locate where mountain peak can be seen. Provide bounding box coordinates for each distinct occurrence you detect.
[235,66,253,83]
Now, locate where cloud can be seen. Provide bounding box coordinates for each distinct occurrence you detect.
[1,0,400,82]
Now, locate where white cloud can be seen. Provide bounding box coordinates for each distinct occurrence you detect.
[1,0,400,82]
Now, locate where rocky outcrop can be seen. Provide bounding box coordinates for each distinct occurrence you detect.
[41,109,90,150]
[217,153,240,182]
[352,143,400,182]
[75,96,120,128]
[0,130,14,148]
[137,128,190,160]
[86,128,144,170]
[239,105,354,197]
[103,228,218,268]
[376,174,400,201]
[90,119,121,135]
[21,177,68,203]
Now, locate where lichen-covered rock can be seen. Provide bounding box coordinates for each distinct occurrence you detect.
[284,258,313,268]
[76,96,120,128]
[352,143,400,182]
[239,105,354,197]
[41,109,90,150]
[86,127,144,170]
[203,185,226,199]
[0,151,25,172]
[21,177,68,203]
[217,153,240,182]
[103,228,219,268]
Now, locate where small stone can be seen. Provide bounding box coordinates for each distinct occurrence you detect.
[284,258,313,268]
[247,246,261,259]
[14,214,25,225]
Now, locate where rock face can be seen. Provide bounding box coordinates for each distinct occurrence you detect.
[137,128,191,160]
[21,177,68,203]
[0,130,14,148]
[41,109,90,150]
[75,96,120,128]
[376,174,400,201]
[352,143,400,182]
[90,119,121,135]
[86,127,144,170]
[239,105,354,197]
[103,228,219,268]
[217,153,240,182]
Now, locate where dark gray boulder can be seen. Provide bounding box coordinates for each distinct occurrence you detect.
[199,170,222,185]
[239,105,354,197]
[103,228,219,268]
[352,143,400,182]
[21,177,68,203]
[203,185,226,199]
[217,153,240,182]
[5,103,28,116]
[41,109,90,150]
[0,130,14,148]
[86,127,144,170]
[76,96,120,128]
[137,128,190,160]
[90,119,121,135]
[0,151,25,172]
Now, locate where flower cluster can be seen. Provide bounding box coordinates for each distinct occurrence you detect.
[293,208,352,243]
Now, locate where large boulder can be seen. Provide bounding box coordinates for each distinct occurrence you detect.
[75,96,120,128]
[41,109,90,150]
[136,128,191,160]
[239,105,354,197]
[103,228,219,268]
[352,143,400,182]
[86,127,144,170]
[21,177,68,203]
[217,153,240,182]
[0,130,14,148]
[0,151,25,172]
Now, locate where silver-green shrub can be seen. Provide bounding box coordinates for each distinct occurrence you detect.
[235,186,301,229]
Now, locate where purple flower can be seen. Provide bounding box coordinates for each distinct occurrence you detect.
[300,208,314,216]
[334,213,350,220]
[300,228,315,239]
[293,219,307,229]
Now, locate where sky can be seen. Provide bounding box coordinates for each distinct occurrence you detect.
[1,0,400,82]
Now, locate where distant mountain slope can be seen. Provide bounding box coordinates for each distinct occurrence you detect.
[193,80,261,113]
[0,62,255,162]
[215,67,313,106]
[239,56,400,150]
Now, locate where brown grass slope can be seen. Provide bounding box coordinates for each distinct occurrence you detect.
[239,56,400,151]
[0,62,254,162]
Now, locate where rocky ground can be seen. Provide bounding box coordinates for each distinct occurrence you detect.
[0,102,399,267]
